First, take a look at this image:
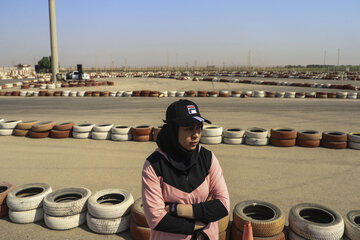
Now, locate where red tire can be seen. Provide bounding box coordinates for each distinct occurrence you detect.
[297,130,321,140]
[321,140,347,149]
[28,131,50,138]
[0,204,9,218]
[53,122,74,131]
[130,218,151,240]
[296,139,320,148]
[0,182,16,205]
[231,224,286,240]
[131,198,149,227]
[270,128,297,139]
[50,129,71,138]
[270,138,296,147]
[13,129,29,137]
[131,126,153,136]
[31,121,56,132]
[322,131,347,142]
[133,134,152,142]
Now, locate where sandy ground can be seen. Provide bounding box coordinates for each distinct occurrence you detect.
[0,77,359,240]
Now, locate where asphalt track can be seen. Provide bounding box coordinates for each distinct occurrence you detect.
[0,86,359,239]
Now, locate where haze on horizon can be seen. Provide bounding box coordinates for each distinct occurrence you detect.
[1,0,359,68]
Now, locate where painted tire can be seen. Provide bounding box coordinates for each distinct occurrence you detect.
[9,207,44,224]
[347,133,360,143]
[202,125,223,137]
[296,139,320,148]
[0,204,9,218]
[344,210,360,240]
[91,131,111,140]
[87,189,134,219]
[223,137,243,144]
[45,212,86,230]
[111,125,131,135]
[28,131,50,138]
[87,212,131,234]
[289,203,344,240]
[72,131,91,139]
[44,187,91,216]
[16,120,40,130]
[131,126,153,136]
[73,123,95,132]
[270,128,297,139]
[321,140,347,149]
[245,128,268,138]
[130,217,151,240]
[111,133,132,141]
[31,121,56,132]
[50,129,71,138]
[322,131,347,142]
[231,224,286,240]
[131,197,148,227]
[218,214,230,233]
[53,122,74,131]
[93,124,114,132]
[233,200,285,237]
[133,134,152,142]
[13,129,29,136]
[270,138,296,147]
[297,130,321,140]
[224,128,244,138]
[0,182,16,205]
[200,136,222,144]
[348,141,360,150]
[6,183,52,211]
[0,129,14,136]
[245,137,269,146]
[0,120,22,129]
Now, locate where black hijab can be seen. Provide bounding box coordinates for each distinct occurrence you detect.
[156,122,200,173]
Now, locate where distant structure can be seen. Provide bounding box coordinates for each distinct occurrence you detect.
[48,0,59,82]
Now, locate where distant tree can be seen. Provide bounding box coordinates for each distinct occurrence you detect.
[38,56,52,72]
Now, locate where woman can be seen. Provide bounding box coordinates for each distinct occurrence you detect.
[142,99,230,240]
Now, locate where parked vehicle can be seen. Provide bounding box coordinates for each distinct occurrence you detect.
[62,71,90,80]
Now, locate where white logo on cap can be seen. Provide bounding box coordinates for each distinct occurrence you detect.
[187,105,197,114]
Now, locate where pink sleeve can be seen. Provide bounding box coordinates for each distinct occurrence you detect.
[208,152,230,212]
[141,159,167,229]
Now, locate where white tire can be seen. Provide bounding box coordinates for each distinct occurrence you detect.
[0,128,14,136]
[348,133,360,143]
[33,91,39,96]
[168,91,177,97]
[245,127,268,138]
[91,131,111,140]
[69,91,77,97]
[110,91,117,97]
[0,120,22,129]
[47,84,55,89]
[0,118,4,122]
[223,137,243,145]
[344,210,360,240]
[347,93,357,99]
[200,136,222,144]
[93,124,114,132]
[245,137,269,146]
[289,203,344,240]
[111,125,130,134]
[285,92,296,98]
[224,128,244,138]
[202,125,223,137]
[337,92,348,98]
[176,91,185,97]
[231,93,241,97]
[276,92,285,98]
[7,183,52,211]
[77,91,85,97]
[123,91,132,97]
[62,90,70,96]
[40,84,46,90]
[72,131,91,139]
[73,123,95,132]
[116,91,124,97]
[20,91,27,96]
[87,189,134,219]
[44,187,91,216]
[254,90,265,97]
[56,83,62,88]
[9,207,44,224]
[348,141,360,150]
[87,212,131,234]
[111,133,132,141]
[44,212,86,230]
[159,91,168,97]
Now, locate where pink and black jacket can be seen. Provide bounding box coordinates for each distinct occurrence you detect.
[142,146,230,240]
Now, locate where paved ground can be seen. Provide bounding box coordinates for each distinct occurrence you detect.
[0,77,359,240]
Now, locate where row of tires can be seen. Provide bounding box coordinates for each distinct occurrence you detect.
[0,119,359,150]
[1,182,359,239]
[0,80,114,90]
[0,89,359,99]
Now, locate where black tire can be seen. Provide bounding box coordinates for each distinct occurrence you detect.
[289,203,344,240]
[232,200,285,237]
[344,210,360,240]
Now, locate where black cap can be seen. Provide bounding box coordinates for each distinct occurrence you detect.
[165,99,211,126]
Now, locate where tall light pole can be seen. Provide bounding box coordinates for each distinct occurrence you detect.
[49,0,59,82]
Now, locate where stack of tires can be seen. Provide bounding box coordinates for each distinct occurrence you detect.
[321,131,347,149]
[168,91,177,97]
[344,210,360,240]
[347,132,360,150]
[231,200,286,240]
[7,183,52,224]
[0,120,21,136]
[270,128,297,147]
[244,128,269,146]
[152,126,162,141]
[296,130,321,148]
[14,120,39,137]
[73,123,95,139]
[130,198,151,240]
[29,121,56,138]
[176,91,185,97]
[288,203,344,240]
[218,215,230,240]
[223,128,244,145]
[111,125,132,141]
[254,90,265,98]
[87,189,134,234]
[91,124,113,140]
[285,91,296,98]
[200,125,223,145]
[131,125,153,142]
[44,187,91,230]
[208,91,218,97]
[337,92,348,99]
[50,122,74,139]
[0,182,15,218]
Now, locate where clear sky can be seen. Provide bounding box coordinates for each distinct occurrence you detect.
[1,0,359,67]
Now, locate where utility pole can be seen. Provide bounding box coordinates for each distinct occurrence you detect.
[337,48,340,66]
[48,0,59,83]
[247,50,251,68]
